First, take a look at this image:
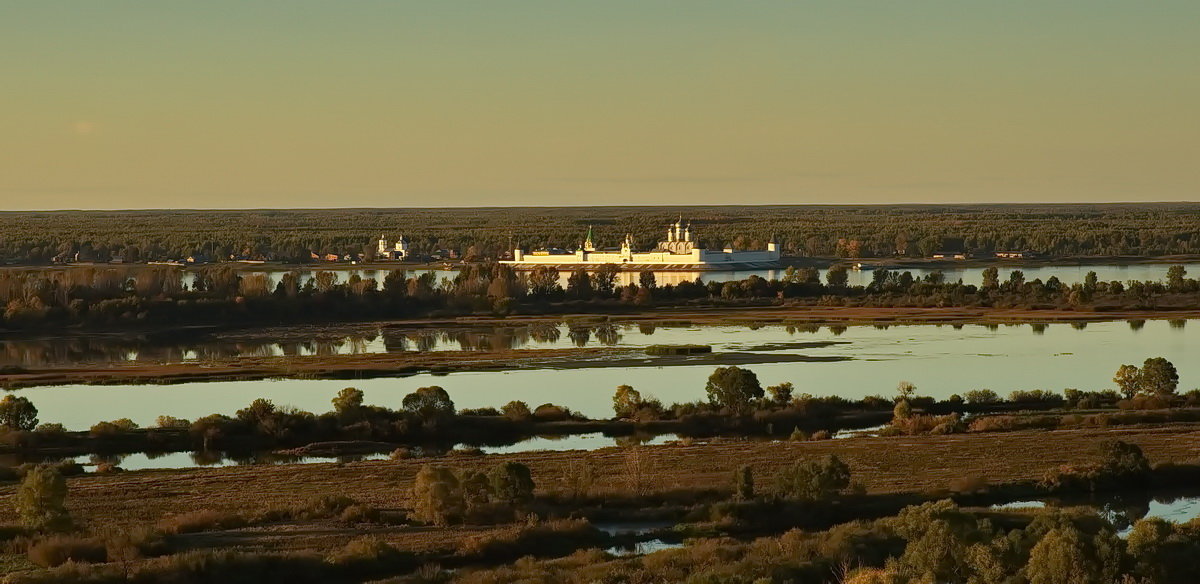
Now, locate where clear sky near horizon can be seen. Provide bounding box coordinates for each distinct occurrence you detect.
[2,1,1198,210]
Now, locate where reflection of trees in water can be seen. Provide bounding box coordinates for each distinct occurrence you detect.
[347,336,369,354]
[89,453,125,466]
[1030,323,1047,335]
[1048,492,1152,532]
[382,331,409,352]
[190,450,226,466]
[785,324,820,335]
[593,324,620,345]
[828,325,847,336]
[568,327,591,347]
[528,323,562,344]
[637,323,656,336]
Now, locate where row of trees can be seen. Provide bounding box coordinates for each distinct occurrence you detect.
[5,204,1200,264]
[6,261,1198,332]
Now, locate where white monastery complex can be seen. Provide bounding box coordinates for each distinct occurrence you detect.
[503,220,781,270]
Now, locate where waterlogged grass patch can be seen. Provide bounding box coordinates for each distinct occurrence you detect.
[645,345,712,356]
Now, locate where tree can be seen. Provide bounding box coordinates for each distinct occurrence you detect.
[981,267,1000,290]
[639,271,657,290]
[1023,525,1120,584]
[0,395,38,431]
[593,264,619,298]
[896,381,916,400]
[774,455,851,501]
[705,366,764,412]
[566,269,593,300]
[1113,364,1140,399]
[767,382,794,406]
[826,265,849,288]
[402,386,455,419]
[331,387,364,415]
[488,462,535,506]
[612,385,643,418]
[236,398,276,426]
[1167,264,1187,292]
[410,465,461,526]
[1139,357,1179,396]
[15,465,71,531]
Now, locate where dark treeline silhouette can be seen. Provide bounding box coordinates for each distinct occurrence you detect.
[4,203,1200,264]
[2,262,1199,331]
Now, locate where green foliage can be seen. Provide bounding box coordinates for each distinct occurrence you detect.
[964,389,999,404]
[402,386,455,419]
[488,462,535,505]
[331,387,364,415]
[15,465,71,532]
[411,462,537,526]
[612,385,642,418]
[0,395,38,431]
[1024,524,1121,584]
[766,382,793,406]
[1140,357,1180,396]
[705,366,764,412]
[774,454,850,501]
[500,400,532,422]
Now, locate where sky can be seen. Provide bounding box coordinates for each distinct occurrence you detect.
[2,1,1198,210]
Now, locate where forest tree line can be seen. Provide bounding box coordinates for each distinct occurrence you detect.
[1,262,1198,331]
[3,203,1200,263]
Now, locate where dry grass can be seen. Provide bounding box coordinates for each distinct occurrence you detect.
[0,424,1196,530]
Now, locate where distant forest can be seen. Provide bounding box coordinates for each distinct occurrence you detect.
[1,203,1199,264]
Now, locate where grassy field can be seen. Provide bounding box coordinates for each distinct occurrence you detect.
[2,423,1197,538]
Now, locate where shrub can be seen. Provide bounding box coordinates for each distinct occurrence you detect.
[15,465,70,532]
[488,462,535,506]
[733,465,754,500]
[411,465,461,526]
[532,403,572,422]
[34,423,66,436]
[157,510,246,534]
[27,535,106,567]
[963,389,999,404]
[775,455,851,501]
[327,535,410,569]
[154,415,191,429]
[500,401,532,422]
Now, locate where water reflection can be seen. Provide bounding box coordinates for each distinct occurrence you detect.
[994,490,1200,537]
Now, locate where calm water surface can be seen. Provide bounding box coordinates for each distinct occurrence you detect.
[15,319,1196,430]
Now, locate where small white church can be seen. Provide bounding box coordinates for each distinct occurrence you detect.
[502,220,781,269]
[376,234,411,260]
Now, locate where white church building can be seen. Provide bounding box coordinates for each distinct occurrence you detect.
[502,220,781,270]
[376,234,411,260]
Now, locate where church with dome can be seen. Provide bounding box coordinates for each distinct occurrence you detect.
[502,220,781,270]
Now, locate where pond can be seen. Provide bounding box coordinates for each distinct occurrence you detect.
[993,490,1200,536]
[11,318,1196,430]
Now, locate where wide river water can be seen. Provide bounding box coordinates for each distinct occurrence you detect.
[13,318,1196,431]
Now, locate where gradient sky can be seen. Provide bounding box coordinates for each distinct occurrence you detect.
[2,1,1198,210]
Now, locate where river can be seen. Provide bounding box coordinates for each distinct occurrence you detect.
[11,318,1195,431]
